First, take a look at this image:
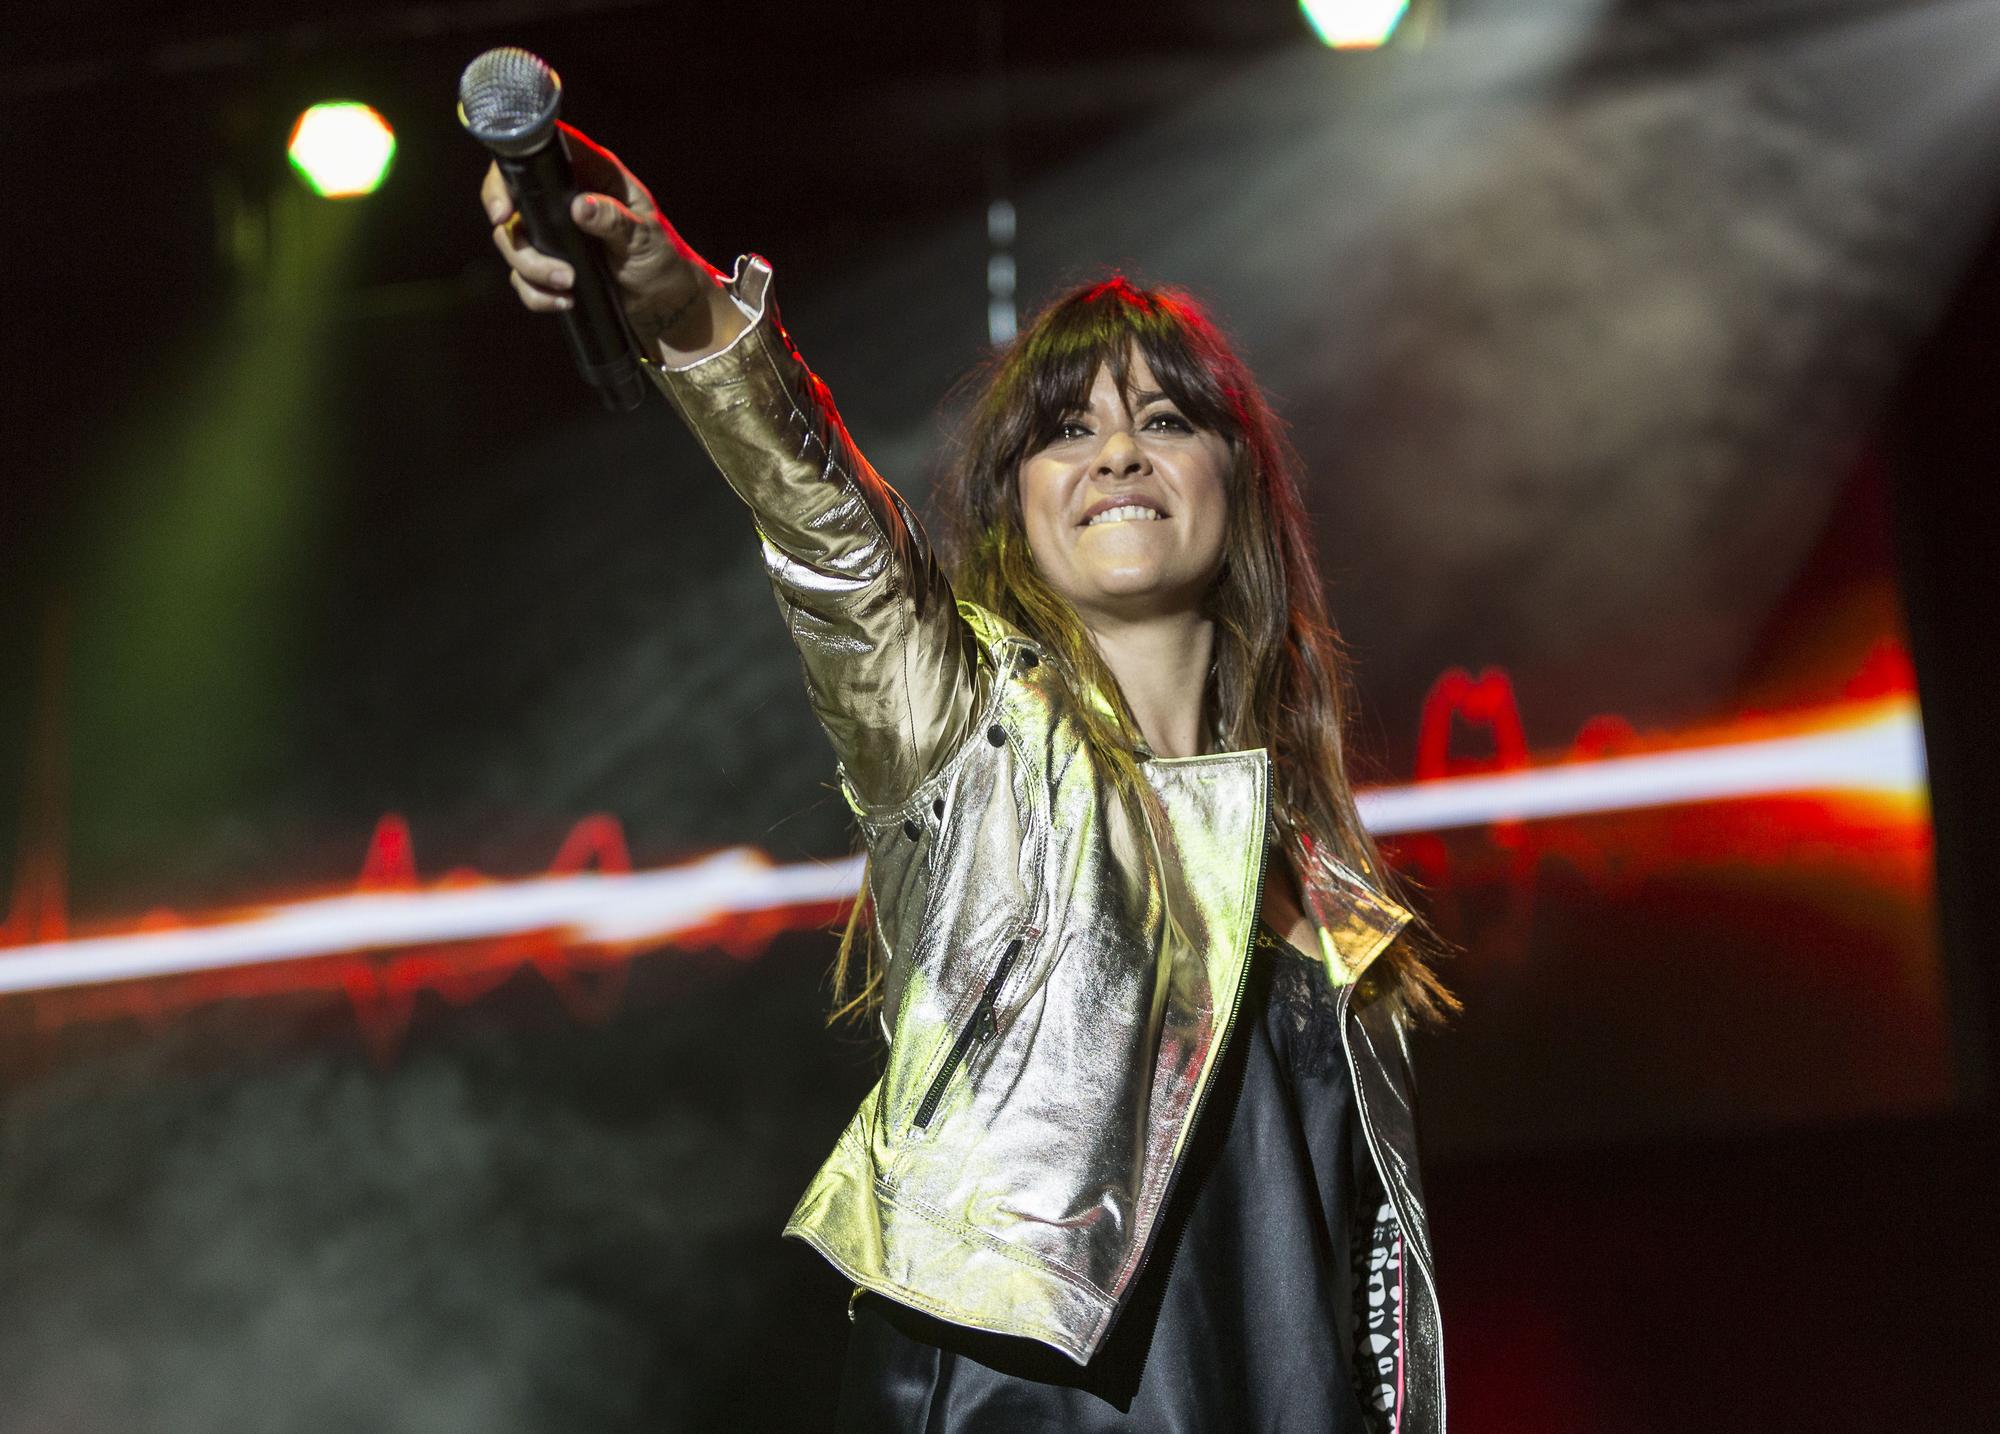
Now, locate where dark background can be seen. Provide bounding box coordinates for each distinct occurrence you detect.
[3,1,1998,1429]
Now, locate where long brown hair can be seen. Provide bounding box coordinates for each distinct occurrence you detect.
[832,275,1455,1026]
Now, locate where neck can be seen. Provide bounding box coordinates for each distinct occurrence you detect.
[1083,609,1216,759]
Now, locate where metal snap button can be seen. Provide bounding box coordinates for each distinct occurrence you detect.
[986,724,1005,747]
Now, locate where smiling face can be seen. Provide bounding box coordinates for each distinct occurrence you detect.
[1017,350,1234,626]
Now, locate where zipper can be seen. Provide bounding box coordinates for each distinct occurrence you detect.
[912,933,1026,1130]
[1110,757,1273,1311]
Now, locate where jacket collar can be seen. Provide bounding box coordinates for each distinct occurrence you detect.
[1297,828,1412,985]
[990,613,1412,986]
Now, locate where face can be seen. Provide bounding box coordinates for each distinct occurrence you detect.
[1017,351,1233,625]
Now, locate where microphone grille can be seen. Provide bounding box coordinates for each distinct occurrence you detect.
[457,47,562,156]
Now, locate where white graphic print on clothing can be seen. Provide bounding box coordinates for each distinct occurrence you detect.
[1352,1199,1403,1433]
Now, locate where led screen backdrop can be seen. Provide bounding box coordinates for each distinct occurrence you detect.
[0,28,1960,1149]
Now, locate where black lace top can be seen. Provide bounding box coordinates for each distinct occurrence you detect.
[836,920,1394,1433]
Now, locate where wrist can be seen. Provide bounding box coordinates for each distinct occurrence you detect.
[647,278,751,366]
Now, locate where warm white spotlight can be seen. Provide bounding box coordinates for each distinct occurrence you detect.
[288,101,396,198]
[1301,0,1410,49]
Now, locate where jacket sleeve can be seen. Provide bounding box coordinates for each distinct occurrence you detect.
[644,254,986,814]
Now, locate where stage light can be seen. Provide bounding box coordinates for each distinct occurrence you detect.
[1300,0,1410,49]
[287,102,396,198]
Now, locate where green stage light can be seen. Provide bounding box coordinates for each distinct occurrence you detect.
[1300,0,1409,49]
[287,102,396,198]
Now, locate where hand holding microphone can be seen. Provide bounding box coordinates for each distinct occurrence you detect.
[460,48,748,407]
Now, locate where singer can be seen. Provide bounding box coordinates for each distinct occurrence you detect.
[483,124,1455,1433]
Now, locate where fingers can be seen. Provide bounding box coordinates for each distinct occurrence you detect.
[483,160,570,311]
[510,267,571,313]
[569,191,664,273]
[479,161,513,224]
[490,211,576,296]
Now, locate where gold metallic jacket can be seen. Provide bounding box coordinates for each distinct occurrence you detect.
[649,256,1444,1430]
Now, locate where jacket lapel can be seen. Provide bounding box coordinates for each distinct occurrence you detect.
[1298,835,1413,986]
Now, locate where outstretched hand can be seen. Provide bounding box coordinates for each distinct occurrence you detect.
[482,123,747,363]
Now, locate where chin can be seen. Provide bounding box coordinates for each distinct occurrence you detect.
[1074,573,1206,620]
[1080,565,1170,598]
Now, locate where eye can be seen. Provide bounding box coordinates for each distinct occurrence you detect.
[1143,410,1193,433]
[1054,418,1092,442]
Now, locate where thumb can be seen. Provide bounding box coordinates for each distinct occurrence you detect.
[571,192,660,267]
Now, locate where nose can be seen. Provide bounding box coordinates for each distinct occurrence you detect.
[1092,427,1148,478]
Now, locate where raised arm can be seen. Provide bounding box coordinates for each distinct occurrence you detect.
[481,126,985,812]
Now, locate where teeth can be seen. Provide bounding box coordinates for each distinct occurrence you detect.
[1085,504,1165,526]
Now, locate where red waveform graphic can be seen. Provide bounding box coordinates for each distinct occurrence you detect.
[3,813,854,1065]
[0,636,1934,1061]
[1380,636,1930,964]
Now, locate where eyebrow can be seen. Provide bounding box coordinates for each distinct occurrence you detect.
[1063,388,1177,418]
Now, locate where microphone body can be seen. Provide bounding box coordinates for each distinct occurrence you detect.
[459,48,647,412]
[495,134,647,411]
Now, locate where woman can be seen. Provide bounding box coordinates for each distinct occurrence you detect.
[483,127,1454,1432]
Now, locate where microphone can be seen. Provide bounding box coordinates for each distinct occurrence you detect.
[458,47,647,412]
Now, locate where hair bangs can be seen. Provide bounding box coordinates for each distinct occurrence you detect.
[1006,279,1243,466]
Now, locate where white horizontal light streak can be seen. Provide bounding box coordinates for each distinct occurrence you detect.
[0,849,865,997]
[0,706,1925,997]
[1356,706,1925,835]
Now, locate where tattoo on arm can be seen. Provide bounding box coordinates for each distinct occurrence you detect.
[655,286,703,346]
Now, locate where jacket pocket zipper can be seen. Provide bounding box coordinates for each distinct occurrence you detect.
[912,934,1025,1130]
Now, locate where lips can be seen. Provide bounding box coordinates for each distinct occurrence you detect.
[1079,494,1170,526]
